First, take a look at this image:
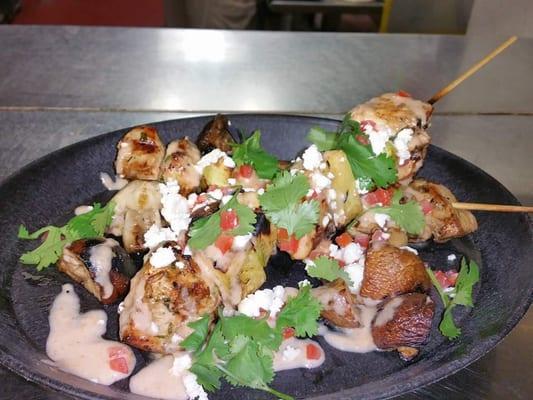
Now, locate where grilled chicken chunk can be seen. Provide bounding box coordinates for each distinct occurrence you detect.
[405,179,478,243]
[120,248,220,354]
[160,138,202,196]
[108,180,162,253]
[349,93,433,183]
[360,244,430,300]
[312,279,360,328]
[58,238,135,304]
[115,126,165,181]
[196,114,235,154]
[372,293,434,360]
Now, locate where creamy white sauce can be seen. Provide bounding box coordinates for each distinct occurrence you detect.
[319,303,378,353]
[374,297,404,327]
[74,205,93,216]
[274,338,325,371]
[130,355,188,400]
[89,238,119,299]
[100,172,129,191]
[46,284,135,385]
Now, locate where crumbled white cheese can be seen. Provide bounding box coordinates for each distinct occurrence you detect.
[227,178,236,185]
[327,189,337,201]
[447,254,457,262]
[257,188,265,195]
[221,195,233,205]
[195,149,235,174]
[322,215,330,227]
[170,354,192,376]
[208,188,223,200]
[238,286,285,318]
[374,213,390,229]
[282,346,301,361]
[143,224,178,249]
[171,334,183,344]
[232,234,253,251]
[327,172,335,179]
[298,279,311,288]
[363,123,391,156]
[345,261,365,293]
[242,187,255,192]
[150,247,176,268]
[393,128,413,165]
[183,372,209,400]
[311,172,331,192]
[160,181,191,235]
[342,243,364,264]
[302,145,323,171]
[400,246,419,255]
[183,245,192,256]
[187,193,198,208]
[175,261,185,269]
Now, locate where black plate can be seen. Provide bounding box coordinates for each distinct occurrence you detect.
[0,115,531,400]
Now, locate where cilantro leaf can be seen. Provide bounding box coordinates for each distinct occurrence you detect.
[306,127,337,151]
[259,171,319,239]
[306,256,353,287]
[427,258,480,340]
[18,202,116,270]
[373,190,425,235]
[276,285,322,337]
[180,315,211,353]
[219,314,281,351]
[188,192,257,250]
[307,114,398,188]
[453,258,479,307]
[231,130,279,179]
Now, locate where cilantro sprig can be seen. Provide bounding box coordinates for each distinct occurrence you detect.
[307,114,397,189]
[372,190,425,235]
[231,130,280,179]
[259,171,319,239]
[181,286,322,400]
[426,258,480,339]
[188,192,256,250]
[18,202,116,270]
[305,256,353,288]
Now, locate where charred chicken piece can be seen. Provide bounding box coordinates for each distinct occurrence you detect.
[405,179,478,243]
[120,249,220,354]
[160,137,202,196]
[312,279,360,328]
[196,114,235,154]
[360,244,430,300]
[58,238,135,304]
[115,126,165,181]
[108,180,161,253]
[372,293,434,360]
[349,93,433,183]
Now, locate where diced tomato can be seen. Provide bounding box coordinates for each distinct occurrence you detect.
[215,234,234,254]
[220,209,239,230]
[356,135,370,145]
[359,120,377,132]
[278,229,299,254]
[108,346,129,374]
[353,234,370,248]
[420,199,434,215]
[306,343,321,360]
[397,90,412,98]
[282,327,295,340]
[335,232,353,248]
[239,164,254,179]
[434,269,459,289]
[363,187,394,206]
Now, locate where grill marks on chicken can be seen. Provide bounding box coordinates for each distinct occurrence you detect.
[406,179,478,242]
[161,138,202,196]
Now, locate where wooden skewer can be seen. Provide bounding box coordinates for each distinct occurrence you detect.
[428,36,517,105]
[452,202,533,213]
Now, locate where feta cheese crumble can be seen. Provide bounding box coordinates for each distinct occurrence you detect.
[150,247,176,268]
[282,346,301,361]
[232,233,253,251]
[238,286,285,318]
[311,172,331,192]
[302,145,323,171]
[298,279,311,288]
[374,213,390,229]
[363,123,392,156]
[447,254,457,262]
[344,261,365,293]
[194,149,235,174]
[393,128,413,165]
[183,372,209,400]
[159,181,191,235]
[143,224,178,249]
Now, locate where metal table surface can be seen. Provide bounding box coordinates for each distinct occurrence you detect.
[0,26,531,399]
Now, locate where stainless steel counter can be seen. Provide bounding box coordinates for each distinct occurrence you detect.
[0,26,531,399]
